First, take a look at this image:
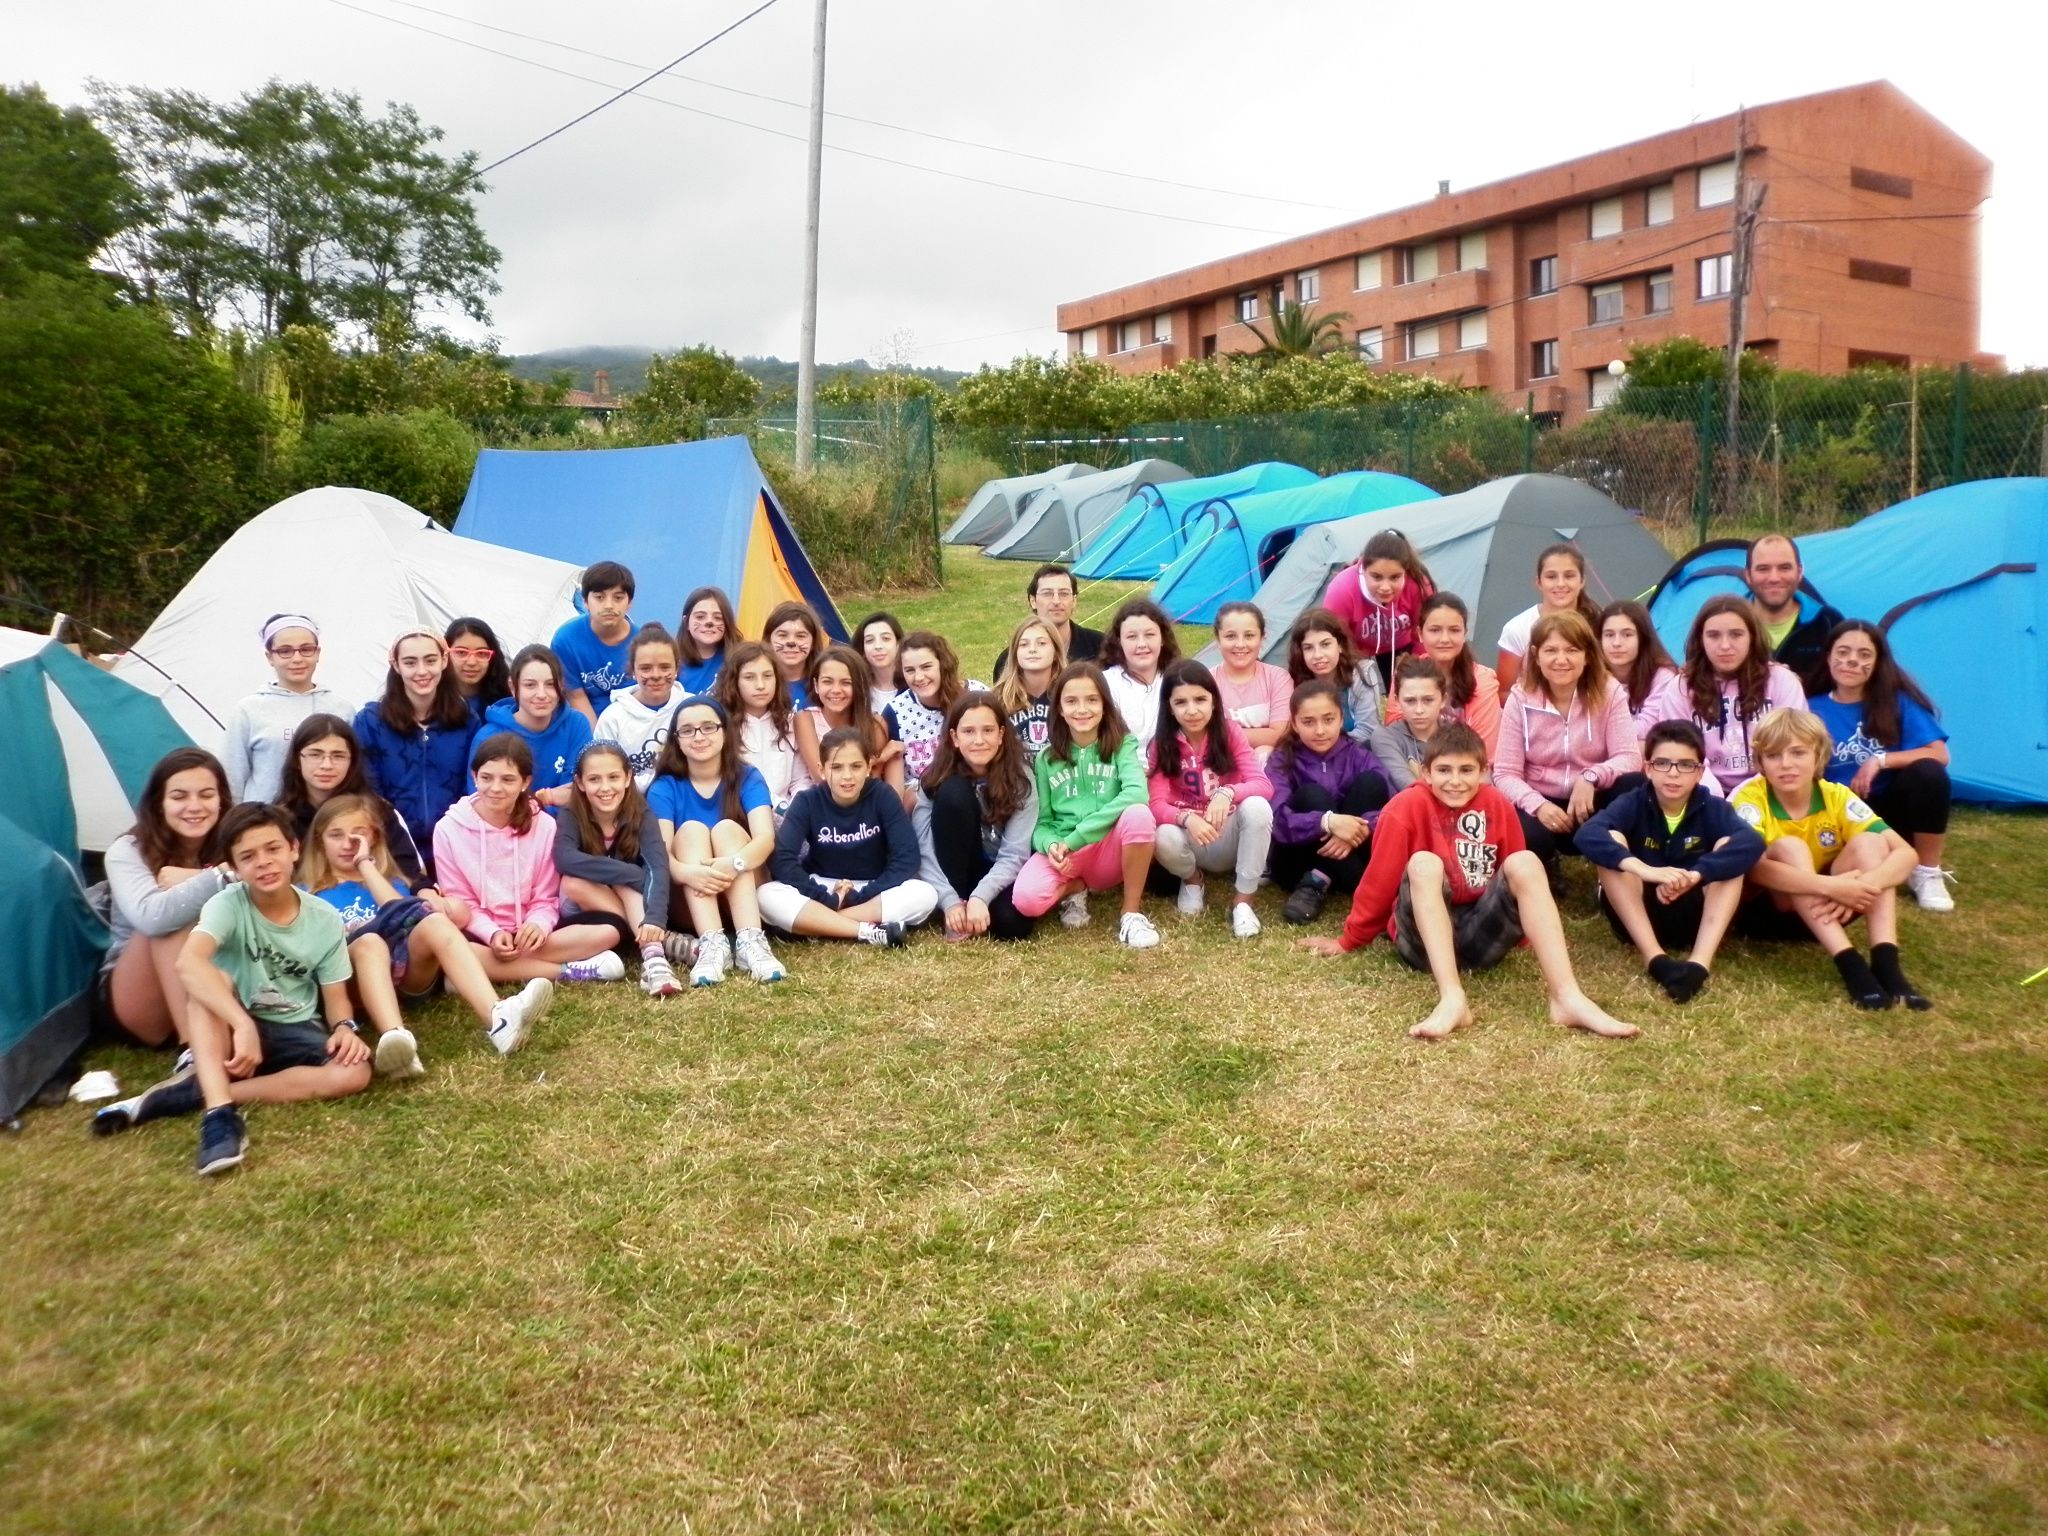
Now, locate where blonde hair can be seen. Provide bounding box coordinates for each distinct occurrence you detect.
[993,618,1066,718]
[299,795,399,892]
[1751,706,1833,763]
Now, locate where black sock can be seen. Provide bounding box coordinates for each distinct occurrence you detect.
[1870,942,1931,1011]
[1666,961,1710,1004]
[1833,948,1890,1011]
[1646,954,1685,989]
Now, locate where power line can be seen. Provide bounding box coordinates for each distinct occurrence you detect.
[371,0,1350,213]
[471,0,782,177]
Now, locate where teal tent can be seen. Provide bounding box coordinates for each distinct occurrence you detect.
[1074,462,1320,581]
[1151,471,1439,624]
[0,637,192,1118]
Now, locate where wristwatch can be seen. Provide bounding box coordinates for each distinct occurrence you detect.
[1582,770,1600,785]
[336,1017,362,1036]
[730,854,749,873]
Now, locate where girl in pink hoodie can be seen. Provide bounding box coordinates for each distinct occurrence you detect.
[1319,529,1435,693]
[1492,611,1641,870]
[1640,596,1807,793]
[434,735,625,989]
[1147,660,1275,940]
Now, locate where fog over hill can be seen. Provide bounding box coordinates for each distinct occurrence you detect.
[505,347,967,399]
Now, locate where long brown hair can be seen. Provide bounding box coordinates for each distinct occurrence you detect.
[716,640,795,738]
[759,599,825,660]
[992,617,1065,719]
[1268,678,1344,777]
[469,732,537,835]
[1532,542,1604,630]
[276,713,366,822]
[900,629,970,715]
[1150,659,1240,782]
[1417,592,1479,709]
[1359,528,1435,597]
[654,698,748,826]
[130,747,230,872]
[921,692,1031,825]
[1683,596,1775,725]
[565,741,649,865]
[1286,607,1358,689]
[1596,600,1676,713]
[675,586,736,666]
[809,645,888,756]
[378,629,472,733]
[1820,619,1938,748]
[1045,662,1127,767]
[1520,610,1610,708]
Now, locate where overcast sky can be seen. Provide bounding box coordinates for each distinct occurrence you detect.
[17,0,2044,372]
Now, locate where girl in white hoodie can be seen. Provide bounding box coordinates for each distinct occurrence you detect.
[595,624,685,789]
[432,735,625,992]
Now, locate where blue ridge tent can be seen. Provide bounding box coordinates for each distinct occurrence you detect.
[1151,471,1440,625]
[455,437,846,640]
[1647,477,2048,804]
[0,634,193,1118]
[982,460,1190,563]
[1205,475,1672,668]
[1073,462,1320,581]
[943,464,1096,547]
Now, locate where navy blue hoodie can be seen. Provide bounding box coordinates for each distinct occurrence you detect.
[1573,782,1765,884]
[772,778,919,907]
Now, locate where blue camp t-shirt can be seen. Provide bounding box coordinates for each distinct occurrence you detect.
[1811,693,1947,785]
[648,764,772,829]
[314,876,413,933]
[678,653,724,695]
[551,615,634,707]
[785,676,811,711]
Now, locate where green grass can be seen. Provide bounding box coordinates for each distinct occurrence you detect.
[4,546,2047,1534]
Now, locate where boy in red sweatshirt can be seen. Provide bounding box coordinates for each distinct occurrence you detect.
[1300,722,1637,1041]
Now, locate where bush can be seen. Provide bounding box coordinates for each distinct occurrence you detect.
[278,408,479,523]
[759,453,939,593]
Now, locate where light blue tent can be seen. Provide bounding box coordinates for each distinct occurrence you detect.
[1151,471,1440,624]
[1074,462,1320,581]
[1648,478,2048,804]
[455,437,845,640]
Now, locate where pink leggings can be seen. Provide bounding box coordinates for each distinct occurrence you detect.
[1012,805,1157,917]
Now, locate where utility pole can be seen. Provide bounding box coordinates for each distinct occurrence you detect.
[1723,107,1766,513]
[794,0,828,472]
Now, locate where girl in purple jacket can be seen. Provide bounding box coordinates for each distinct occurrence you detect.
[1265,680,1393,925]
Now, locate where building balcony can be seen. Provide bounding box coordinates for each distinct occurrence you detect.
[1386,347,1488,387]
[1374,265,1492,325]
[1558,211,1726,287]
[1102,339,1179,373]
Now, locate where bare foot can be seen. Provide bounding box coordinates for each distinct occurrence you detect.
[1550,993,1639,1039]
[1409,995,1472,1040]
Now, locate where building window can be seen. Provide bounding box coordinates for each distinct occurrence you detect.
[1457,310,1487,350]
[1698,254,1733,299]
[1698,158,1737,207]
[1355,251,1382,291]
[1077,328,1100,358]
[1236,291,1259,323]
[1296,268,1320,304]
[1850,166,1914,199]
[1589,369,1624,410]
[1849,258,1912,288]
[1647,268,1674,314]
[1531,339,1558,379]
[1847,349,1911,370]
[1589,281,1624,324]
[1152,313,1172,344]
[1590,197,1623,239]
[1117,320,1144,353]
[1529,255,1558,295]
[1404,243,1439,283]
[1407,322,1441,359]
[1458,230,1488,270]
[1357,327,1383,364]
[1646,182,1675,225]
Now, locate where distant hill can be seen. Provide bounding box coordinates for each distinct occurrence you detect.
[505,347,966,400]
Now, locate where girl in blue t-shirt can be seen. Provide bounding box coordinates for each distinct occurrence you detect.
[648,696,784,987]
[300,794,540,1078]
[1809,620,1955,912]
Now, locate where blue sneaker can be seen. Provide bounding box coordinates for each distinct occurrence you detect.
[195,1105,246,1176]
[93,1067,203,1136]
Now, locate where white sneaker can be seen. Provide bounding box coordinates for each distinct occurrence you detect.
[1908,865,1956,912]
[1176,881,1206,918]
[1058,892,1090,929]
[557,950,626,984]
[690,932,732,987]
[1230,902,1262,939]
[374,1026,425,1079]
[1118,911,1161,950]
[639,952,683,998]
[488,979,554,1056]
[734,928,787,982]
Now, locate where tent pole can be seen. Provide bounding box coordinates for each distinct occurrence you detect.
[794,0,828,473]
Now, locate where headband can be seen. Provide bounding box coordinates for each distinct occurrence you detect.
[675,693,728,724]
[387,629,449,665]
[261,614,319,648]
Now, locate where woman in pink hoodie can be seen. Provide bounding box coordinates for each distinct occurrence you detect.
[434,735,625,989]
[1640,596,1807,793]
[1492,611,1641,872]
[1147,660,1275,940]
[1319,529,1435,693]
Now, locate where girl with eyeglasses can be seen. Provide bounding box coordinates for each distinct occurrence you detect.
[275,714,427,885]
[444,618,512,709]
[221,613,350,803]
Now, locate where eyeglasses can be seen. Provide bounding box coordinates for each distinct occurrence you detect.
[448,646,495,662]
[269,644,320,659]
[673,722,724,739]
[1646,758,1703,774]
[298,750,351,765]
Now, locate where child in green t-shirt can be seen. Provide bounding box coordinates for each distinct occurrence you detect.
[95,804,371,1174]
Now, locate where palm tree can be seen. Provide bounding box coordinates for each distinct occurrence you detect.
[1246,300,1353,358]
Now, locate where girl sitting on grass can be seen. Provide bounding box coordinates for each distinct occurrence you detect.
[796,645,900,786]
[445,617,512,710]
[1286,606,1383,741]
[1147,659,1275,939]
[1267,679,1392,924]
[1597,600,1679,733]
[1642,596,1806,792]
[1413,592,1501,757]
[1099,597,1182,747]
[554,742,682,998]
[717,640,811,819]
[471,644,592,810]
[886,630,984,792]
[1211,601,1293,757]
[991,617,1064,757]
[595,624,684,790]
[913,693,1039,942]
[1367,657,1451,792]
[275,713,425,884]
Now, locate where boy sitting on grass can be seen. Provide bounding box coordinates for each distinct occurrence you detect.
[94,803,370,1175]
[1731,706,1930,1011]
[1574,719,1765,1003]
[1300,722,1637,1041]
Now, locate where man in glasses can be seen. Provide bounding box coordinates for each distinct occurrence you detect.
[1573,720,1765,1003]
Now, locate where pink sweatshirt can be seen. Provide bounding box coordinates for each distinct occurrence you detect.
[432,795,562,943]
[1146,718,1274,821]
[1641,664,1807,790]
[1321,566,1430,677]
[1492,679,1642,813]
[1215,662,1294,732]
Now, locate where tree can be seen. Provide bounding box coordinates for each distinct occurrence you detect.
[278,409,478,523]
[0,84,133,294]
[623,345,762,441]
[1621,335,1773,390]
[1245,300,1352,359]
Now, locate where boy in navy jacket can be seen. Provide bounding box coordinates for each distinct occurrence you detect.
[1574,720,1765,1003]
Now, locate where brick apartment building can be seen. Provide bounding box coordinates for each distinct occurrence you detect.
[1055,82,1991,419]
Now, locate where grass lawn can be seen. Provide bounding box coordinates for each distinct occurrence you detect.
[5,546,2047,1534]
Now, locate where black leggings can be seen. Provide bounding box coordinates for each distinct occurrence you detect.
[926,776,1034,940]
[1867,757,1950,842]
[1269,773,1390,894]
[1515,785,1620,864]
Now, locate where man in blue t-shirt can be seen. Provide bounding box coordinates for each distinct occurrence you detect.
[552,560,637,726]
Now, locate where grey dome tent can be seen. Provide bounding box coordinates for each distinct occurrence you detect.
[983,459,1191,563]
[943,463,1096,547]
[1204,474,1673,666]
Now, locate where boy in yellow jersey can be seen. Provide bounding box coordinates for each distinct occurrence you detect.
[1731,707,1928,1010]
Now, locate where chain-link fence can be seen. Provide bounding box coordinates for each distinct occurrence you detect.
[709,397,941,590]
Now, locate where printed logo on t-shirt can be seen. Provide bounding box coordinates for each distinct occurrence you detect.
[1845,794,1874,823]
[1735,801,1764,828]
[1818,826,1840,849]
[1834,726,1885,768]
[1452,809,1497,887]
